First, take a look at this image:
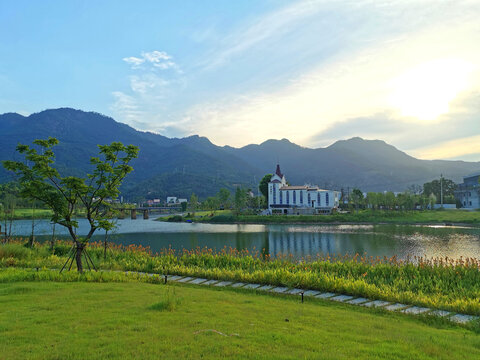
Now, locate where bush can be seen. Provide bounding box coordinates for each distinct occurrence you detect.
[167,215,183,222]
[208,215,236,223]
[0,244,31,260]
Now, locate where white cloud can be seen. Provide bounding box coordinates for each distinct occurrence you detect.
[111,1,480,162]
[200,0,325,69]
[122,56,145,68]
[122,50,179,72]
[180,2,480,148]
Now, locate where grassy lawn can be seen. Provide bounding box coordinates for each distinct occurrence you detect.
[0,208,53,220]
[1,280,479,359]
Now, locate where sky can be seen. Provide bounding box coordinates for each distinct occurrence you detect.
[1,0,479,161]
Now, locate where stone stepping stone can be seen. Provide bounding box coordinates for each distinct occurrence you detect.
[270,287,288,293]
[214,281,233,287]
[347,297,369,305]
[286,288,304,295]
[315,292,336,299]
[303,290,321,297]
[231,282,247,288]
[202,279,219,285]
[189,278,208,284]
[257,285,274,291]
[362,300,390,308]
[450,314,478,324]
[166,275,184,281]
[430,310,451,317]
[329,295,354,302]
[243,283,261,289]
[401,306,431,315]
[385,303,409,311]
[177,277,194,283]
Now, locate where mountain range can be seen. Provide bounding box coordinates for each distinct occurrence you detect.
[1,108,478,200]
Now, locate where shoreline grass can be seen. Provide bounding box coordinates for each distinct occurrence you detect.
[194,210,480,225]
[2,240,480,315]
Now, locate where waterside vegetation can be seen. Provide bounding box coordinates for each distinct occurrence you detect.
[161,209,480,225]
[2,240,480,316]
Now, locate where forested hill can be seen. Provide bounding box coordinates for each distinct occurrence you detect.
[1,108,479,200]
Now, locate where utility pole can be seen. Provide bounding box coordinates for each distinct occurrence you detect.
[440,174,443,207]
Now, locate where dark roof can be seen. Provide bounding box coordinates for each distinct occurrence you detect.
[275,164,283,178]
[280,186,308,190]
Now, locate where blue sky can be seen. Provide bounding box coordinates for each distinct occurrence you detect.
[1,0,479,161]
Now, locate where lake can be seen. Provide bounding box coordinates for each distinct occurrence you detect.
[6,218,480,260]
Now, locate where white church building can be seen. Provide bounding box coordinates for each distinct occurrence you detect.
[268,164,341,215]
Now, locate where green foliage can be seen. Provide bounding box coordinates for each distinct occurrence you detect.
[207,214,236,223]
[2,138,138,242]
[259,174,272,200]
[167,215,184,222]
[234,187,247,215]
[3,240,480,315]
[2,138,138,271]
[423,178,457,203]
[217,188,231,208]
[350,188,364,211]
[189,193,198,216]
[181,201,187,212]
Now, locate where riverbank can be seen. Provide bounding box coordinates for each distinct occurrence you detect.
[159,209,480,226]
[2,240,480,315]
[1,278,478,359]
[0,208,54,220]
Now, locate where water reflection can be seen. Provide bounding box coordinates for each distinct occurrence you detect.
[6,219,480,260]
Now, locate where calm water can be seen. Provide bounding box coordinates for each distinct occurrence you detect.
[7,218,480,260]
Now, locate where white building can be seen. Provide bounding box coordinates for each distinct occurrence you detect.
[166,197,188,206]
[267,164,341,215]
[455,172,480,209]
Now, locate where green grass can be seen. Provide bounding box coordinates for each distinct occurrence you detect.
[2,241,480,315]
[0,208,53,220]
[1,278,479,359]
[197,209,480,225]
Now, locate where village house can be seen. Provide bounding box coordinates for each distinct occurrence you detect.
[267,164,341,215]
[455,172,480,209]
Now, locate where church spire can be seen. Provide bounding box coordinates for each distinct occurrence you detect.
[275,164,283,178]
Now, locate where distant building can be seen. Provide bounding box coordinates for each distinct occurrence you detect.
[267,164,340,215]
[166,197,187,206]
[455,172,480,209]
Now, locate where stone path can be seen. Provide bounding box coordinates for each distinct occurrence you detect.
[129,271,480,325]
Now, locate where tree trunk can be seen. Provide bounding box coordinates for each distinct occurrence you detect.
[75,241,84,273]
[27,234,35,248]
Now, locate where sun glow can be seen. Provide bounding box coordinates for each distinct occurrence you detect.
[390,59,474,121]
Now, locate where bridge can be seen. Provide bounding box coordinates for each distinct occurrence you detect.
[117,207,182,220]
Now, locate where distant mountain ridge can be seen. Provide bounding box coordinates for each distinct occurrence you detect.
[1,108,479,199]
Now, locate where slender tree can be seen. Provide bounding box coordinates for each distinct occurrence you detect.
[2,137,139,272]
[259,174,273,200]
[217,188,231,209]
[189,193,198,216]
